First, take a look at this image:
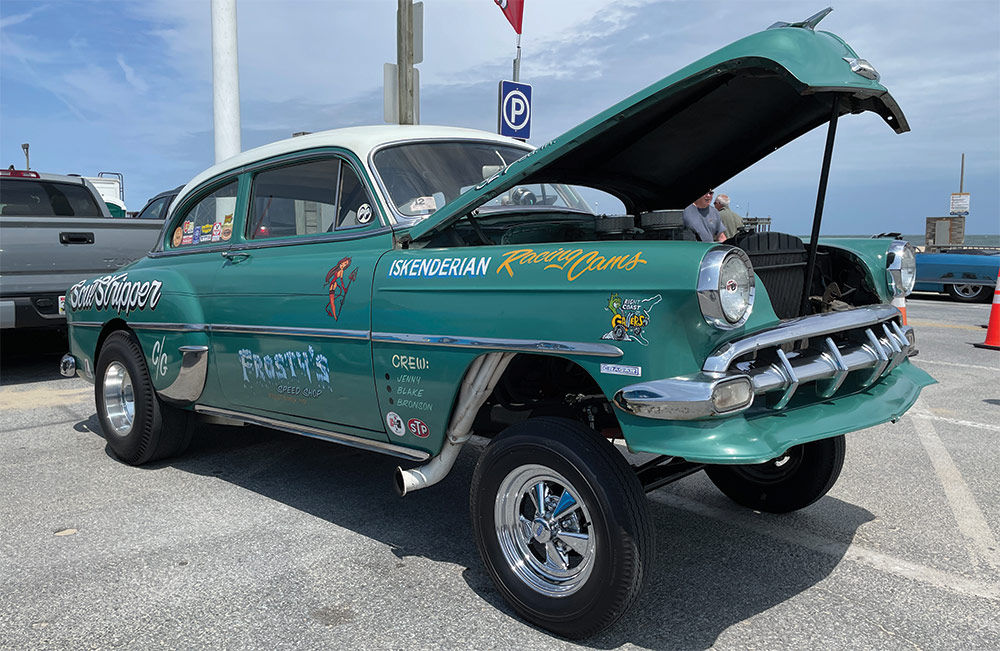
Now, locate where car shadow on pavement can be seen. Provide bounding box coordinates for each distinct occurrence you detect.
[73,418,874,649]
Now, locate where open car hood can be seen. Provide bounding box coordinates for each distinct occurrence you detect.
[408,18,907,242]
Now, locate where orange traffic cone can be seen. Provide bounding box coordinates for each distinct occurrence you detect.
[974,270,1000,350]
[892,295,907,325]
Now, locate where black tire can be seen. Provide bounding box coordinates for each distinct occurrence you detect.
[95,331,191,465]
[705,435,846,513]
[470,417,652,639]
[945,283,991,303]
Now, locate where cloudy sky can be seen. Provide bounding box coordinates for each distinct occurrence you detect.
[1,0,998,235]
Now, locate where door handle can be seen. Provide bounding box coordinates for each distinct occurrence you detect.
[60,232,94,244]
[221,250,251,262]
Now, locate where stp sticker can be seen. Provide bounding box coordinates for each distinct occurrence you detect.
[407,418,430,438]
[386,411,405,437]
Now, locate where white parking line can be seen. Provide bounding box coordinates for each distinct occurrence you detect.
[911,398,1000,572]
[914,358,999,373]
[649,491,1000,602]
[910,413,1000,433]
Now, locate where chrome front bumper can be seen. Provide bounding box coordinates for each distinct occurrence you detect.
[614,304,914,420]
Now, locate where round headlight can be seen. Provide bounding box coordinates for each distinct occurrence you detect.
[886,240,917,297]
[698,247,755,329]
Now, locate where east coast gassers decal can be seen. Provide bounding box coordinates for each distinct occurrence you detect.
[496,248,647,282]
[325,257,357,320]
[602,292,661,346]
[68,274,163,315]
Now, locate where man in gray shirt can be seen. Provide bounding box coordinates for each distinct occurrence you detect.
[682,190,727,242]
[714,193,744,237]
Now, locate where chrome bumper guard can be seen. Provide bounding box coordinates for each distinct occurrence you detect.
[614,304,914,420]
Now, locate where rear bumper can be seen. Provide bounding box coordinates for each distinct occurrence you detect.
[0,294,67,329]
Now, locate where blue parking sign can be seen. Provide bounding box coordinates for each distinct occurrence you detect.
[498,80,531,140]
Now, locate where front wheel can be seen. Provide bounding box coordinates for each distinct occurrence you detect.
[945,283,991,303]
[95,331,191,465]
[705,435,846,513]
[470,418,652,639]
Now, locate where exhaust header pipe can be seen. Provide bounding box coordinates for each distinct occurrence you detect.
[394,352,514,496]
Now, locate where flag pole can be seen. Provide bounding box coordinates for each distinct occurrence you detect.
[513,33,521,82]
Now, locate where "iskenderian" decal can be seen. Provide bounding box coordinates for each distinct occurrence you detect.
[388,256,492,278]
[68,273,163,315]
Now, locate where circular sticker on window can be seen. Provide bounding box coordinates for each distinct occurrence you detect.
[172,227,183,247]
[357,203,372,224]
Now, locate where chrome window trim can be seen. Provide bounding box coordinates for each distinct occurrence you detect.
[372,332,623,358]
[223,226,393,252]
[194,405,430,461]
[367,137,533,224]
[697,246,755,330]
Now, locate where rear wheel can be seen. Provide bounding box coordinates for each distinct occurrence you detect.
[945,283,991,303]
[470,418,652,639]
[95,331,191,465]
[705,435,845,513]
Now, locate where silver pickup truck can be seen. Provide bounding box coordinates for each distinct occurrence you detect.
[0,169,165,329]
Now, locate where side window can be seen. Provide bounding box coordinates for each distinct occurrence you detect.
[138,197,168,220]
[248,159,340,239]
[336,164,375,230]
[170,180,238,249]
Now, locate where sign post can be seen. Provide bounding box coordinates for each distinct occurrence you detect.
[498,80,531,140]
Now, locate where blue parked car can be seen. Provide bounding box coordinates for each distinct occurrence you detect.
[914,249,999,302]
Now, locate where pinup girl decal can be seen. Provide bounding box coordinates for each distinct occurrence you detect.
[326,256,357,320]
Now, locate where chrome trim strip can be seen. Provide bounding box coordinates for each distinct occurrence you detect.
[704,304,900,374]
[371,332,624,358]
[193,405,430,461]
[159,346,209,403]
[209,324,369,339]
[69,321,103,328]
[130,322,208,332]
[916,276,996,287]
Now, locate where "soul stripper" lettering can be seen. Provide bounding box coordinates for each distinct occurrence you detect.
[68,273,163,315]
[496,248,647,282]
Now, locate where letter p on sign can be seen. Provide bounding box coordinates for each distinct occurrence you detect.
[498,80,532,140]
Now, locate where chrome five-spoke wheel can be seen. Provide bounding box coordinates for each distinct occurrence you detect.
[471,417,651,639]
[496,465,595,597]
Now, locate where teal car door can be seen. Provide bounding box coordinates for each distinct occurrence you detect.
[208,155,389,435]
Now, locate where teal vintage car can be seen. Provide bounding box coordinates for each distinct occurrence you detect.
[62,9,933,639]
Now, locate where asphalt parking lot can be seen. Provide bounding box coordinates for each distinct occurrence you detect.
[1,295,998,650]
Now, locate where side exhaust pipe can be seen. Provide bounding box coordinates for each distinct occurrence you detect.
[394,352,515,496]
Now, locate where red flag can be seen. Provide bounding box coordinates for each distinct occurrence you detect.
[494,0,524,35]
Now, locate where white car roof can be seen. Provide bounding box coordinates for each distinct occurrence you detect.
[173,125,528,211]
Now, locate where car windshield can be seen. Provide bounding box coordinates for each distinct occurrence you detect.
[372,141,603,219]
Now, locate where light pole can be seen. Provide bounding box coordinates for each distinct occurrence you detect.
[21,143,29,170]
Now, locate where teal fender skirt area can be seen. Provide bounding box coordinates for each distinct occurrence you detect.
[623,362,936,464]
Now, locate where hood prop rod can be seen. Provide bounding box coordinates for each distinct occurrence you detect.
[800,98,841,316]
